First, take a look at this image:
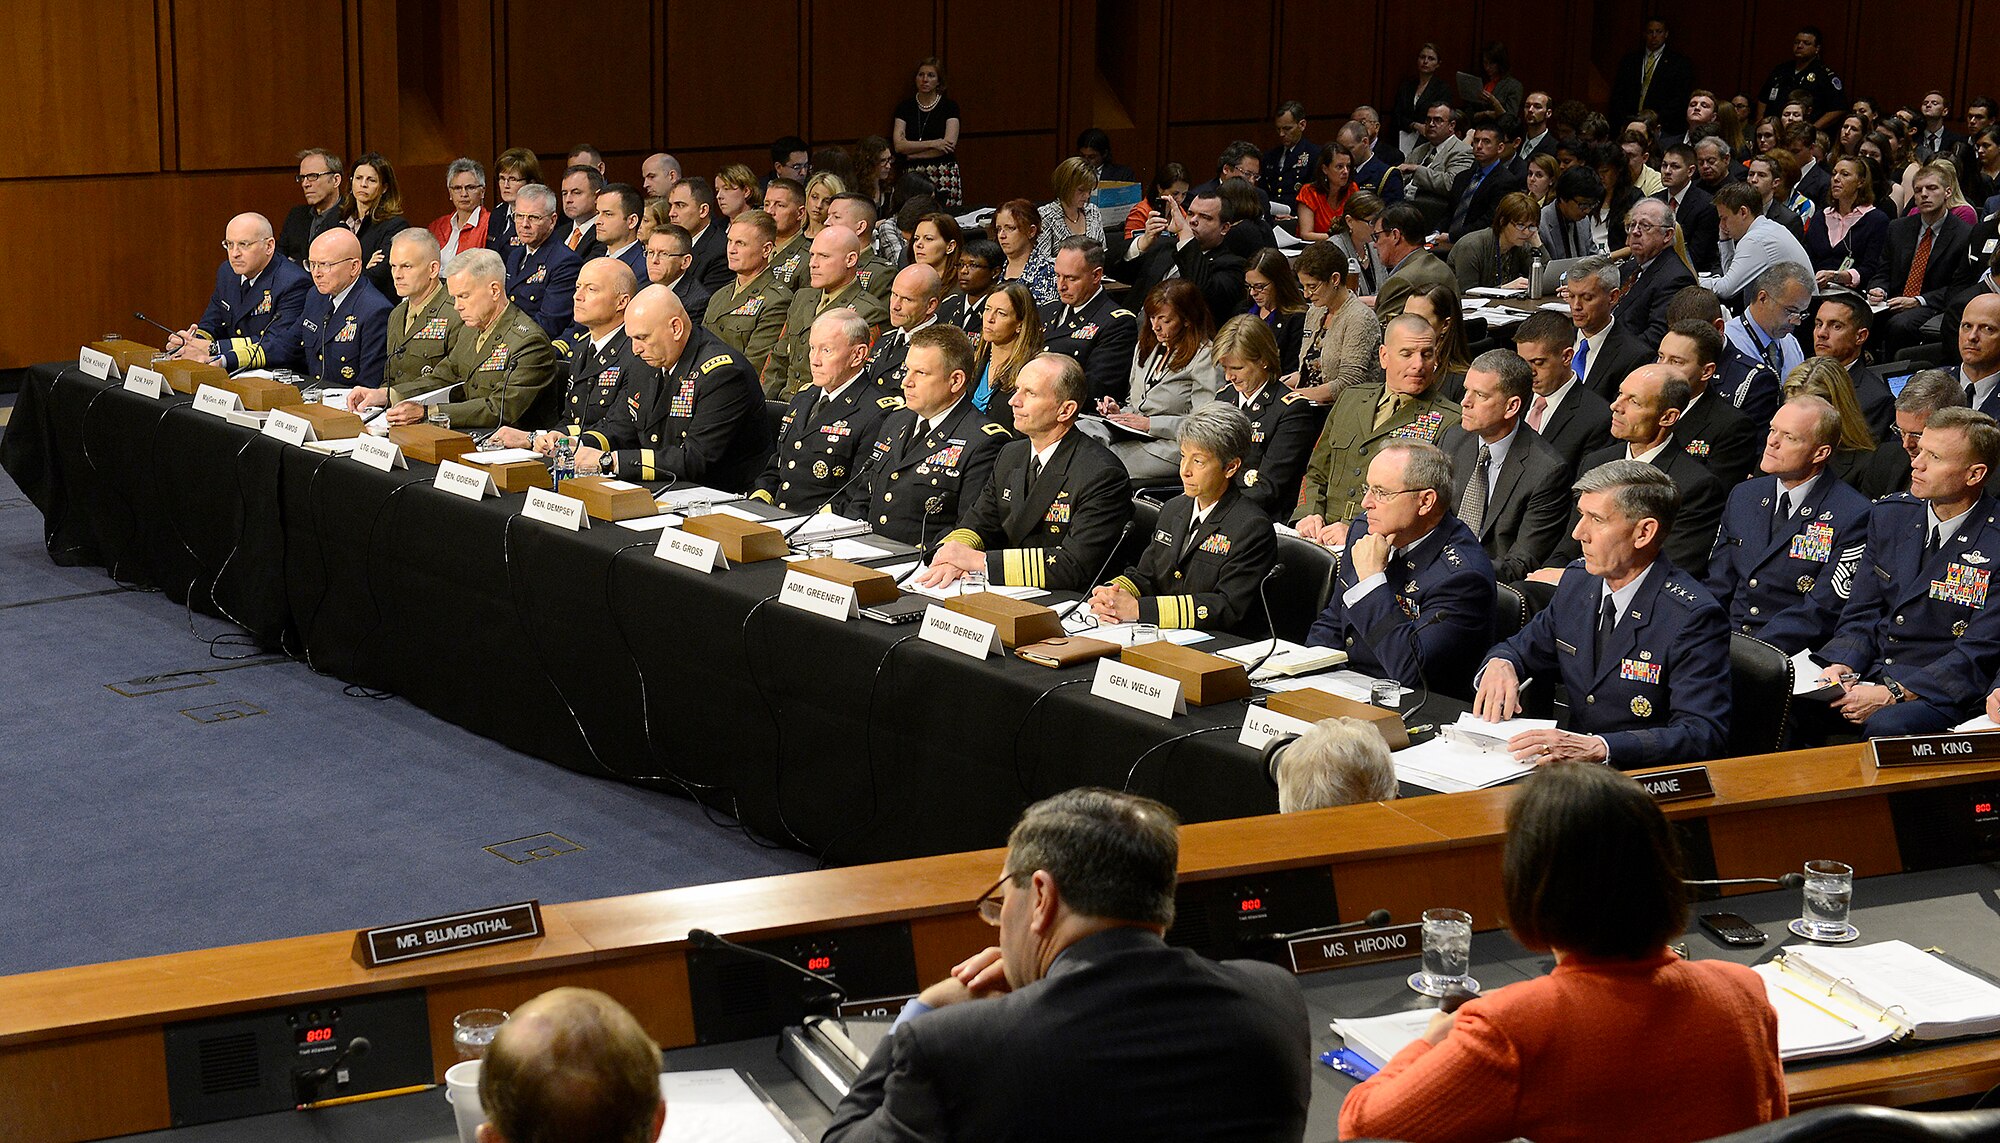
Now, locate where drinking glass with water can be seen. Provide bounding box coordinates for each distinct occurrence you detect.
[1794,859,1856,941]
[1410,907,1478,996]
[452,1008,508,1060]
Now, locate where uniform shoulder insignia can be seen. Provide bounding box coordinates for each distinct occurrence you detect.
[1661,580,1701,607]
[982,422,1011,436]
[1281,391,1310,404]
[877,395,905,409]
[697,354,732,374]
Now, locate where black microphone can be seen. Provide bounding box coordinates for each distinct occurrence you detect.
[1398,609,1450,723]
[687,928,848,1022]
[134,310,184,341]
[780,441,886,543]
[1260,908,1394,943]
[1239,562,1290,678]
[1052,519,1136,619]
[292,1036,371,1105]
[1684,873,1807,890]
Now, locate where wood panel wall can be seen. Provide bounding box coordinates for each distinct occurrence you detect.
[1,0,1987,370]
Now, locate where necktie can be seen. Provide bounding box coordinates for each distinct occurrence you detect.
[1638,53,1658,109]
[1596,594,1619,662]
[1667,194,1679,216]
[1180,511,1203,558]
[1573,337,1590,383]
[1968,381,1979,405]
[1925,524,1941,560]
[1528,394,1548,432]
[906,417,927,455]
[1027,455,1043,491]
[1903,227,1934,299]
[1449,168,1487,233]
[1774,490,1791,539]
[1460,444,1491,535]
[1374,389,1404,428]
[566,226,583,251]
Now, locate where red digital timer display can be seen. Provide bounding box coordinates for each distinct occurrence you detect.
[1240,898,1264,912]
[806,956,833,972]
[297,1025,335,1046]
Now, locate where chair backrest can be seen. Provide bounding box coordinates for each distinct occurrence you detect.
[1493,582,1530,642]
[1517,576,1557,617]
[1697,1104,2000,1143]
[1264,534,1337,641]
[1727,631,1793,756]
[765,399,790,437]
[1120,498,1160,570]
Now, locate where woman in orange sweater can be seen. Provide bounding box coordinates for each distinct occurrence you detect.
[1338,763,1787,1143]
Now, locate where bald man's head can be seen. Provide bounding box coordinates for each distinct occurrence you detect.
[306,227,364,296]
[1610,364,1692,447]
[475,988,663,1143]
[1961,294,2000,375]
[808,227,863,291]
[625,284,693,369]
[889,264,944,330]
[222,212,277,278]
[573,256,639,332]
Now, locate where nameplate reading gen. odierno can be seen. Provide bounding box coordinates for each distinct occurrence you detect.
[355,900,545,968]
[1287,922,1424,975]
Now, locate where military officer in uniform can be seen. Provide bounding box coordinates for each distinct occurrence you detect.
[1208,315,1321,520]
[923,353,1132,592]
[488,257,639,448]
[835,325,1013,550]
[1293,314,1461,547]
[862,265,944,390]
[766,227,889,399]
[1812,407,2000,736]
[1704,395,1870,652]
[1305,441,1496,697]
[503,184,582,337]
[1476,460,1733,769]
[1039,236,1141,402]
[825,193,899,301]
[1756,26,1845,128]
[702,209,793,376]
[1095,405,1277,631]
[346,247,556,430]
[167,212,312,372]
[573,284,772,490]
[286,228,393,391]
[382,229,466,394]
[763,177,810,290]
[749,308,896,513]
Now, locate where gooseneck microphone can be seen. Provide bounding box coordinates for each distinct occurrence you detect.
[1684,873,1807,890]
[1240,562,1290,678]
[1259,908,1394,943]
[688,929,848,1021]
[1052,519,1136,620]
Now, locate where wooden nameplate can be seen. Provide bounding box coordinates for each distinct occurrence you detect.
[681,514,786,563]
[387,423,476,464]
[483,460,554,495]
[790,557,900,606]
[940,593,1064,649]
[213,373,302,411]
[557,474,655,520]
[89,338,162,376]
[274,403,366,440]
[1119,641,1251,707]
[1265,687,1410,750]
[157,359,229,394]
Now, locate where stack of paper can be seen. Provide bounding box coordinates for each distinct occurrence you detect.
[659,1069,800,1142]
[782,537,895,562]
[655,485,737,510]
[785,512,873,543]
[1777,940,2000,1041]
[462,448,545,465]
[1329,1009,1436,1070]
[1750,964,1897,1060]
[1393,736,1537,793]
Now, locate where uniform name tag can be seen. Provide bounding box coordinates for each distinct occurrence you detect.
[779,568,856,620]
[919,603,996,659]
[1240,705,1316,750]
[654,526,726,572]
[523,486,588,529]
[434,459,497,500]
[350,435,407,471]
[1091,657,1185,719]
[263,408,316,445]
[78,346,116,379]
[123,365,166,399]
[193,384,243,417]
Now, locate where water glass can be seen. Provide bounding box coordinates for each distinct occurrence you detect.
[1799,859,1855,940]
[1411,908,1474,996]
[428,406,451,431]
[452,1008,509,1060]
[681,500,714,518]
[1130,623,1159,645]
[960,569,988,594]
[807,541,834,561]
[1371,679,1403,710]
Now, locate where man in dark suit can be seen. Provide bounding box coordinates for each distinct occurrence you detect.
[1373,203,1455,321]
[1659,320,1761,487]
[1477,459,1732,769]
[668,176,731,296]
[503,185,582,337]
[1565,256,1654,401]
[924,353,1131,592]
[824,787,1311,1143]
[1040,237,1141,402]
[1869,166,1977,352]
[593,183,649,286]
[168,212,312,373]
[1719,263,1812,429]
[1513,92,1558,177]
[1443,117,1527,244]
[1441,350,1570,582]
[1915,91,1966,161]
[1656,147,1721,274]
[1120,188,1251,330]
[554,165,607,262]
[1609,19,1696,135]
[1813,293,1899,442]
[278,148,347,265]
[1514,310,1613,479]
[1613,199,1695,350]
[1340,120,1403,204]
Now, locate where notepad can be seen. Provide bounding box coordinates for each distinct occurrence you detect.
[1790,649,1842,698]
[1218,638,1348,678]
[1330,1008,1437,1070]
[1772,940,2000,1042]
[659,1069,800,1142]
[462,448,544,465]
[1392,735,1537,794]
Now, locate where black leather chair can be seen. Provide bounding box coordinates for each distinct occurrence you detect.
[1133,482,1180,505]
[1493,581,1530,642]
[1697,1105,2000,1142]
[1264,534,1337,641]
[765,398,789,437]
[1728,631,1793,756]
[1119,497,1159,570]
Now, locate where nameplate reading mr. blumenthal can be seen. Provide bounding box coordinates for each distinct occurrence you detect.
[1871,730,2000,769]
[1287,922,1424,975]
[355,900,545,968]
[1636,765,1715,803]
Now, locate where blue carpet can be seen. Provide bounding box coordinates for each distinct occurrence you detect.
[0,461,813,975]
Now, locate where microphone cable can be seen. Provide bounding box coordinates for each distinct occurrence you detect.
[737,590,810,848]
[1121,724,1238,794]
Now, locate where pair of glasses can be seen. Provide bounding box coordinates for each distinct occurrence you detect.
[303,257,358,273]
[296,171,335,184]
[973,872,1016,924]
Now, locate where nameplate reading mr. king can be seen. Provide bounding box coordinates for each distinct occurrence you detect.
[1871,730,2000,769]
[355,900,545,968]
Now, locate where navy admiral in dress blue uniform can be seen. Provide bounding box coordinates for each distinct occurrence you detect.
[1095,406,1278,631]
[1812,408,2000,736]
[503,185,583,337]
[1477,459,1732,769]
[836,326,1012,551]
[286,228,393,390]
[749,308,898,514]
[167,212,312,373]
[923,352,1130,592]
[1260,103,1323,209]
[1039,237,1141,402]
[1305,441,1496,698]
[1704,396,1870,653]
[1214,314,1322,520]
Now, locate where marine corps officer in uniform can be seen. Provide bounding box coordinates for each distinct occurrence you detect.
[572,284,772,491]
[488,257,640,449]
[1305,441,1496,697]
[922,352,1132,592]
[1039,236,1140,402]
[763,177,811,289]
[503,184,582,337]
[835,325,1013,550]
[381,229,466,395]
[766,227,889,399]
[286,227,393,391]
[346,247,556,430]
[1293,314,1461,548]
[1093,404,1278,631]
[1475,460,1733,769]
[702,209,793,375]
[749,308,896,514]
[166,212,312,373]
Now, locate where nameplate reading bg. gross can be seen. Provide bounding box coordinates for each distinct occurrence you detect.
[1287,922,1424,975]
[1871,730,2000,769]
[654,526,725,572]
[1637,765,1715,803]
[355,900,545,968]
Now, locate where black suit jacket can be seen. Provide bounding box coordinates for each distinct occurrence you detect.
[1441,423,1570,582]
[1795,162,1831,211]
[354,215,410,298]
[1445,162,1528,242]
[1614,254,1695,349]
[1656,184,1721,274]
[1668,390,1761,486]
[1579,319,1655,401]
[277,203,343,265]
[1533,382,1614,479]
[943,429,1133,592]
[1848,360,1899,444]
[1609,47,1695,132]
[1550,442,1727,576]
[825,928,1311,1143]
[688,219,730,294]
[1871,214,1977,308]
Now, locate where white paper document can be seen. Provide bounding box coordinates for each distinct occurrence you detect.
[615,513,687,532]
[905,580,1049,602]
[1446,711,1556,747]
[362,382,456,427]
[1466,285,1527,298]
[1392,734,1537,793]
[1790,649,1841,698]
[1218,638,1348,679]
[659,1069,801,1142]
[462,448,545,465]
[784,512,873,543]
[784,538,893,562]
[655,485,737,510]
[1952,714,1999,732]
[1330,1010,1435,1070]
[1752,964,1896,1060]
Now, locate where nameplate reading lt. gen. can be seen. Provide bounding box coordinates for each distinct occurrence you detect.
[1870,730,2000,769]
[1091,656,1185,719]
[919,603,996,659]
[778,569,857,620]
[1636,765,1715,803]
[654,526,726,572]
[349,435,407,471]
[434,459,497,501]
[1240,705,1317,750]
[123,365,166,399]
[523,486,588,530]
[78,346,115,380]
[263,408,316,446]
[193,384,243,418]
[1288,922,1424,975]
[354,900,545,968]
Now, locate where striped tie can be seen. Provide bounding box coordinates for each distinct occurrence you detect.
[1903,227,1934,299]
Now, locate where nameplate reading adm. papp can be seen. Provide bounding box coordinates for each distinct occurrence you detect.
[354,900,545,968]
[1287,922,1424,975]
[123,365,166,399]
[1871,730,2000,769]
[1636,765,1715,803]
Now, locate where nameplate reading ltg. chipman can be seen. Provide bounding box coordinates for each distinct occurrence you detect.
[355,900,545,967]
[1287,922,1424,975]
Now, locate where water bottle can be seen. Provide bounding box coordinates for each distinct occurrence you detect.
[1529,249,1546,299]
[553,436,578,484]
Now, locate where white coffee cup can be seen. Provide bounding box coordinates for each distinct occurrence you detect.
[444,1059,484,1143]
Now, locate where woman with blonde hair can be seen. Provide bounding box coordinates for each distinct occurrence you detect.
[1405,283,1473,400]
[970,281,1043,427]
[639,197,671,243]
[713,164,762,220]
[1037,156,1105,257]
[803,172,845,238]
[1213,314,1326,516]
[1784,357,1909,499]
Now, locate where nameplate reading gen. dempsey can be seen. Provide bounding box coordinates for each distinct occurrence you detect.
[355,900,545,967]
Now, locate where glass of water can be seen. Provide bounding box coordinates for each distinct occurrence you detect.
[961,569,988,594]
[452,1008,509,1060]
[427,406,451,431]
[1130,622,1159,645]
[681,499,713,518]
[1796,859,1856,941]
[1371,679,1403,709]
[807,541,834,561]
[1410,908,1477,996]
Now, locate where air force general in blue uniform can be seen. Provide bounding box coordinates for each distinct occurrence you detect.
[506,238,583,337]
[1306,513,1495,698]
[1704,471,1870,653]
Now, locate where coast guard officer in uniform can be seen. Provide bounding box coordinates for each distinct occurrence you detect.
[1475,459,1733,768]
[1813,407,2000,735]
[749,308,896,514]
[167,212,312,372]
[287,228,392,390]
[1305,440,1496,697]
[1704,395,1869,652]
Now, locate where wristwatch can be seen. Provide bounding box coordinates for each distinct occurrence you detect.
[599,451,616,475]
[1882,677,1908,703]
